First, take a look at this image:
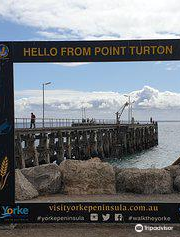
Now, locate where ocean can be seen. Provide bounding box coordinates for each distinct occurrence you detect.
[107,122,180,169]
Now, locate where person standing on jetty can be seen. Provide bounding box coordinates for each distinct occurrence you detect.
[30,113,36,129]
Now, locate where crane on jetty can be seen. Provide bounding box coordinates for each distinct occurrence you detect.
[115,102,129,124]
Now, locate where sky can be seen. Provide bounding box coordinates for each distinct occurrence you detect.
[1,0,180,120]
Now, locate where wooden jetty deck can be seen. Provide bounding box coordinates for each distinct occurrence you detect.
[15,122,158,169]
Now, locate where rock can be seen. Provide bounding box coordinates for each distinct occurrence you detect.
[174,176,180,191]
[59,159,116,195]
[89,157,102,163]
[21,163,62,195]
[164,165,180,179]
[15,169,39,201]
[171,157,180,165]
[116,168,173,194]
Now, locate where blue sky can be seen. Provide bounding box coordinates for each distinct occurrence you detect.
[14,61,180,93]
[0,19,38,41]
[1,0,180,120]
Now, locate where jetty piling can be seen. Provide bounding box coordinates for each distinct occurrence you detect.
[14,120,158,169]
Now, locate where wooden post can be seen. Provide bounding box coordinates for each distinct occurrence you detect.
[24,134,39,166]
[83,131,91,159]
[49,133,55,162]
[38,133,50,164]
[97,130,105,159]
[67,132,72,159]
[15,134,25,169]
[93,130,98,154]
[56,131,64,164]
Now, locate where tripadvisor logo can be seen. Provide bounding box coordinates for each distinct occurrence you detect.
[135,224,143,232]
[0,206,29,219]
[0,44,9,59]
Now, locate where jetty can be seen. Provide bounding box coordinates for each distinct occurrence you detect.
[14,118,158,169]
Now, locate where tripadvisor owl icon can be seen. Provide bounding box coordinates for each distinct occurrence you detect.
[0,44,9,59]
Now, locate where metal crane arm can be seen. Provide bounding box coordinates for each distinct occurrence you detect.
[116,102,129,123]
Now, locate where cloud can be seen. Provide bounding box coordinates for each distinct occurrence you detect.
[165,62,180,71]
[130,86,180,109]
[15,89,122,116]
[15,86,180,120]
[53,62,90,67]
[1,0,180,40]
[155,61,180,71]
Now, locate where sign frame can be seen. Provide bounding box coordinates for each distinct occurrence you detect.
[0,39,180,223]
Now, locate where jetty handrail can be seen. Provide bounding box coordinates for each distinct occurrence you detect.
[14,117,152,129]
[15,117,119,129]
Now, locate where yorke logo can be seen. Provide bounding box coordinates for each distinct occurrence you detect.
[0,44,9,59]
[0,206,29,219]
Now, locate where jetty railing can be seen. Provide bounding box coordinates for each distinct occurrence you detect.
[15,118,152,129]
[15,118,118,129]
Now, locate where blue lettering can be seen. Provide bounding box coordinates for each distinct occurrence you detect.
[1,206,29,217]
[2,206,9,214]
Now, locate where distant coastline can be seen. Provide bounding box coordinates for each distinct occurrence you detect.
[154,120,180,123]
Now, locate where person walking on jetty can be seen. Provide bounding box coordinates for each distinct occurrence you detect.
[30,113,36,129]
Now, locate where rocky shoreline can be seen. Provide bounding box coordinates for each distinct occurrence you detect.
[15,158,180,201]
